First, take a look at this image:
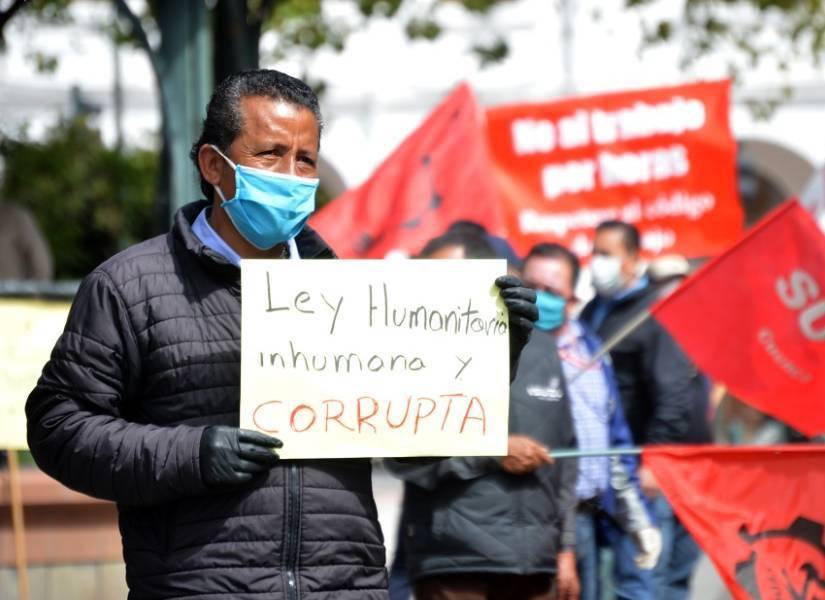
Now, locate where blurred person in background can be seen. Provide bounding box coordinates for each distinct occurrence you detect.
[580,221,711,600]
[0,200,52,472]
[714,391,798,445]
[0,201,54,280]
[522,243,660,600]
[445,220,523,272]
[387,228,577,600]
[647,254,690,299]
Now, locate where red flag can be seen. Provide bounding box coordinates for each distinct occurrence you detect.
[652,200,825,437]
[644,445,825,600]
[311,84,503,258]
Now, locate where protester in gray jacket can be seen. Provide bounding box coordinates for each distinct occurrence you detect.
[387,231,579,600]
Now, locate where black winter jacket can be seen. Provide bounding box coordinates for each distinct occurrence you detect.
[386,329,578,582]
[580,282,711,445]
[26,201,388,600]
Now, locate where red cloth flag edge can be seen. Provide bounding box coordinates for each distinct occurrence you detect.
[644,445,825,600]
[311,83,503,258]
[652,199,825,437]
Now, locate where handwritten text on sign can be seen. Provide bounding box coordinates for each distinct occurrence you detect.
[0,300,70,450]
[239,260,510,459]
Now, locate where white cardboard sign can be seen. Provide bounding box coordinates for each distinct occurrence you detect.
[239,259,510,459]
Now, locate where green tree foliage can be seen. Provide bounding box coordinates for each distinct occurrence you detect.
[0,0,73,61]
[264,0,825,82]
[2,0,823,80]
[266,0,510,67]
[628,0,825,77]
[0,119,159,279]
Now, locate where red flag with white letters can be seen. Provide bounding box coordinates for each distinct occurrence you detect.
[644,445,825,600]
[652,200,825,437]
[311,84,504,258]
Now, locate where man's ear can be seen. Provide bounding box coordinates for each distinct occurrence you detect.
[198,145,224,189]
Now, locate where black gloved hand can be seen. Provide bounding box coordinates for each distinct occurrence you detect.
[199,426,282,487]
[496,275,539,381]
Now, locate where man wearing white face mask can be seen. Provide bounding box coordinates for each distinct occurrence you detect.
[26,69,539,600]
[580,221,711,600]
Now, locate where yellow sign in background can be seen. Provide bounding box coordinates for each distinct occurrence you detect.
[0,300,70,449]
[240,260,511,459]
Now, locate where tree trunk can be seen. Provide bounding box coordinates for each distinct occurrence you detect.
[212,0,262,86]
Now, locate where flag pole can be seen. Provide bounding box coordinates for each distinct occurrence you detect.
[548,447,641,459]
[568,309,651,384]
[7,449,30,600]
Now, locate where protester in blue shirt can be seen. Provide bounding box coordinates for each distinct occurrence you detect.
[580,221,712,600]
[522,242,662,600]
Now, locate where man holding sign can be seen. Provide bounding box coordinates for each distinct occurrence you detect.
[25,70,538,600]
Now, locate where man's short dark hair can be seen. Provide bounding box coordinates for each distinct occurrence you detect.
[446,220,488,236]
[419,231,497,260]
[595,220,641,255]
[190,69,323,198]
[525,243,581,288]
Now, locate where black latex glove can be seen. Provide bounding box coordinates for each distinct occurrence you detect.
[496,275,539,381]
[199,426,282,487]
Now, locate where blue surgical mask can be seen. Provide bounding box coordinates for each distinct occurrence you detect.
[211,145,318,250]
[535,290,566,331]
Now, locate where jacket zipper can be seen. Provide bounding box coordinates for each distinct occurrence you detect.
[283,463,301,600]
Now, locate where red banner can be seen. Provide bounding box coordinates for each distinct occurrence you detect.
[485,80,743,257]
[653,200,825,437]
[645,446,825,600]
[311,84,503,258]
